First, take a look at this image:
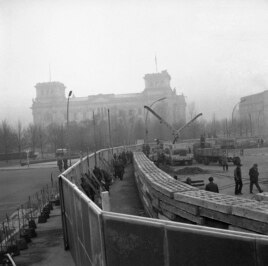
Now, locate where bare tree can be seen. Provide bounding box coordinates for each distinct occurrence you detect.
[15,120,23,154]
[0,120,17,161]
[37,124,46,158]
[47,123,65,152]
[24,123,39,152]
[188,102,196,119]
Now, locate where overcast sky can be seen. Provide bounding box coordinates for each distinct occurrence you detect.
[1,0,268,125]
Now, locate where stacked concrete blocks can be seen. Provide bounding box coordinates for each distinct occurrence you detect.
[134,152,268,235]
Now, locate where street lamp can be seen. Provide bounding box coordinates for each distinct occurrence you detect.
[145,97,166,143]
[67,90,72,167]
[231,99,246,137]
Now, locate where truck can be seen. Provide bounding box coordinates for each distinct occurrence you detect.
[55,148,68,159]
[163,142,193,165]
[193,142,241,165]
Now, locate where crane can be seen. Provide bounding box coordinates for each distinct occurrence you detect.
[144,105,202,144]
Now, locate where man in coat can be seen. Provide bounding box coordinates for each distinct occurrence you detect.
[205,177,219,193]
[249,163,263,194]
[234,163,243,195]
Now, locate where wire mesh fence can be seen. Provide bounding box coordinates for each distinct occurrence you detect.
[0,174,60,260]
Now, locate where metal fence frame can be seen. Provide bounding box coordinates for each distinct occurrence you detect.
[59,146,268,266]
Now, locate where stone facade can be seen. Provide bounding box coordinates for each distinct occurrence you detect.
[31,70,186,127]
[239,90,268,137]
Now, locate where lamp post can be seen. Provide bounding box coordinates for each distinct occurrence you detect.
[67,90,72,167]
[145,97,166,143]
[231,99,246,137]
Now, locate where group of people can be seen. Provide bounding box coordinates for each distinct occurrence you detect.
[112,151,133,181]
[234,163,263,195]
[80,166,113,202]
[205,163,264,195]
[57,158,68,172]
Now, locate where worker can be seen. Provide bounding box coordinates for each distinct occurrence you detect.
[186,177,192,185]
[57,159,63,172]
[249,163,263,194]
[205,177,219,193]
[234,163,243,195]
[221,152,228,171]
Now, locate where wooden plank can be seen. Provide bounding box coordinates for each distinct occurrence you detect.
[230,216,268,235]
[148,186,199,215]
[158,213,170,221]
[228,225,257,234]
[160,201,204,225]
[199,207,231,224]
[199,207,268,235]
[152,198,160,209]
[162,209,176,220]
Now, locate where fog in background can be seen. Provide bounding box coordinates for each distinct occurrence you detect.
[1,0,268,125]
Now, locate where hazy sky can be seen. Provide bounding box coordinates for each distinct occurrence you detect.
[1,0,268,125]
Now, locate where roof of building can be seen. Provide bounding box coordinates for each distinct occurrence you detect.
[35,81,66,89]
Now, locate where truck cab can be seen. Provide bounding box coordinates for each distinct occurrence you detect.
[55,148,68,159]
[163,143,193,165]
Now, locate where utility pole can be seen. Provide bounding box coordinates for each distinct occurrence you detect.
[93,111,97,166]
[67,90,72,167]
[108,109,113,154]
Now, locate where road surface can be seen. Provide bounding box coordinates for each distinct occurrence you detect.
[0,161,60,221]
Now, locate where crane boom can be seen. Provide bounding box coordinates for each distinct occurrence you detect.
[144,105,176,135]
[173,113,203,143]
[144,105,202,143]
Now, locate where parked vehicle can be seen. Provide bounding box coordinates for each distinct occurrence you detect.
[193,142,241,165]
[0,151,37,161]
[55,148,68,159]
[163,143,193,165]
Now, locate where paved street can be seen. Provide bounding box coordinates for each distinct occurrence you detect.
[0,162,60,221]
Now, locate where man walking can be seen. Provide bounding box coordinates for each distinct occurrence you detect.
[234,163,243,195]
[205,177,219,193]
[221,152,228,171]
[249,163,263,194]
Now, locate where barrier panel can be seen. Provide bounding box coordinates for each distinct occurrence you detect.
[59,146,268,266]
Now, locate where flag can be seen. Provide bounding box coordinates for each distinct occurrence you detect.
[155,55,158,72]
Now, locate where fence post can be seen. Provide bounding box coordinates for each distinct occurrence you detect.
[101,191,111,211]
[59,176,69,250]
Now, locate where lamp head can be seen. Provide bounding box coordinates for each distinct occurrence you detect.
[68,91,72,97]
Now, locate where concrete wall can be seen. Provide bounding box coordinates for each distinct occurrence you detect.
[133,152,268,234]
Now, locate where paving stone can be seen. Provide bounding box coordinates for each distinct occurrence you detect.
[232,201,268,223]
[255,192,268,202]
[174,190,253,214]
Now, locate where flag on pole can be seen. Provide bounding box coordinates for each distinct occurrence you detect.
[155,54,158,73]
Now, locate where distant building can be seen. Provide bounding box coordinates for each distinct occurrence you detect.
[31,70,186,127]
[239,90,268,137]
